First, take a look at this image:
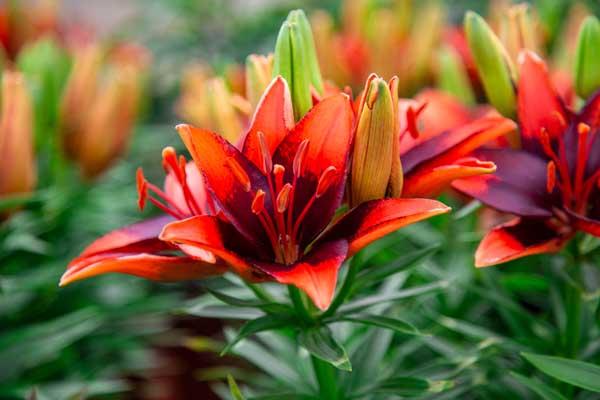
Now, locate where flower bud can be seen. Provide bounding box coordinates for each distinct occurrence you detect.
[273,9,324,120]
[246,54,273,111]
[60,43,148,178]
[465,11,516,117]
[500,4,541,66]
[437,46,476,106]
[574,16,600,99]
[0,71,36,197]
[349,75,402,207]
[177,66,245,143]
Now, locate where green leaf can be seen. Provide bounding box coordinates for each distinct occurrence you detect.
[510,372,568,400]
[355,244,439,287]
[522,353,600,392]
[207,289,292,314]
[339,280,449,314]
[355,376,453,397]
[336,313,424,336]
[228,374,246,400]
[222,315,292,355]
[574,16,600,98]
[298,326,351,371]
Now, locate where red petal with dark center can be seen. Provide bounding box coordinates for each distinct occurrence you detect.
[60,254,226,286]
[273,93,355,246]
[401,116,516,175]
[452,148,554,217]
[159,215,268,281]
[255,239,349,311]
[79,216,174,259]
[517,51,570,152]
[177,124,272,249]
[475,218,566,267]
[403,157,496,198]
[321,198,450,256]
[241,77,294,169]
[578,91,600,175]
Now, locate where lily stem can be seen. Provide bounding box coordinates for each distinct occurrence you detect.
[311,355,338,400]
[288,286,312,324]
[321,260,357,319]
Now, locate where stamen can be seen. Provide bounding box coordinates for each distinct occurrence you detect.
[274,164,285,191]
[162,146,181,179]
[136,168,148,211]
[539,128,554,156]
[546,161,556,193]
[227,157,251,192]
[251,190,265,214]
[257,131,273,174]
[276,183,292,213]
[575,122,591,198]
[293,139,309,177]
[316,166,338,198]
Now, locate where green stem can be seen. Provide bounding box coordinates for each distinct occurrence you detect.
[311,355,338,400]
[288,286,312,323]
[245,282,274,302]
[321,261,357,319]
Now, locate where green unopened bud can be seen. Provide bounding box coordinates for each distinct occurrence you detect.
[273,9,324,120]
[574,16,600,99]
[350,75,402,207]
[500,4,540,66]
[245,54,273,111]
[437,46,476,106]
[465,11,516,117]
[17,37,71,140]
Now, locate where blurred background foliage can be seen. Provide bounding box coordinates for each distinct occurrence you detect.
[2,0,600,399]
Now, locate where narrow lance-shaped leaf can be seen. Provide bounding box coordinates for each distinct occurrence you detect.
[510,372,568,400]
[221,314,292,355]
[521,352,600,392]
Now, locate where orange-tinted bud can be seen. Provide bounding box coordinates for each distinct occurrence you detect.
[349,75,402,207]
[60,43,148,178]
[0,71,36,197]
[246,54,273,111]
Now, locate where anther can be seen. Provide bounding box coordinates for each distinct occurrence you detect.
[136,167,148,211]
[274,164,285,190]
[276,183,292,213]
[293,139,309,177]
[257,131,273,174]
[552,111,567,129]
[316,166,338,198]
[227,157,252,192]
[251,190,265,214]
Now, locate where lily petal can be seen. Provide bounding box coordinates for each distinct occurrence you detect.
[402,116,516,175]
[273,93,354,246]
[321,198,451,256]
[241,77,294,168]
[60,254,226,286]
[403,157,496,198]
[256,239,348,311]
[177,124,271,248]
[517,51,570,152]
[79,216,174,259]
[475,218,565,267]
[159,215,265,280]
[566,208,600,237]
[452,148,554,217]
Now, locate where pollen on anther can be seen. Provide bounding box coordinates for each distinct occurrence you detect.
[274,164,285,189]
[546,161,556,193]
[316,166,338,198]
[276,183,292,213]
[251,190,265,214]
[293,139,309,177]
[257,131,273,174]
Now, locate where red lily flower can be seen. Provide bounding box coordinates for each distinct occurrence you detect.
[60,146,227,286]
[397,90,517,198]
[453,51,600,267]
[62,77,450,311]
